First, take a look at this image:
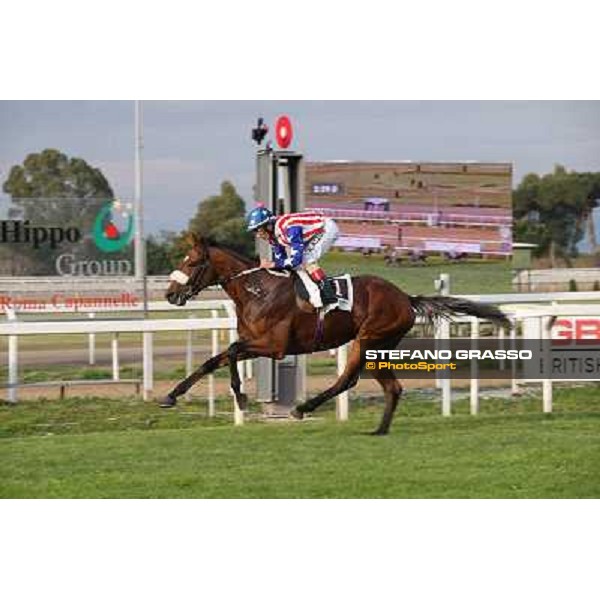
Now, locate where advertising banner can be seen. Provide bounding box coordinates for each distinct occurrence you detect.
[0,198,142,313]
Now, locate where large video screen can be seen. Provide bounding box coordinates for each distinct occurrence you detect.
[305,161,512,258]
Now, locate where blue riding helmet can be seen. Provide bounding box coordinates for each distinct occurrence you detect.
[246,206,274,231]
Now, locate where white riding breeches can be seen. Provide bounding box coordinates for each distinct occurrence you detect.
[303,218,339,265]
[297,269,323,308]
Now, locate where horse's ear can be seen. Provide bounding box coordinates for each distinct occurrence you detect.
[186,231,201,248]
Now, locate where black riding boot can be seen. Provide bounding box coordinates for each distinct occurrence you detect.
[318,278,337,305]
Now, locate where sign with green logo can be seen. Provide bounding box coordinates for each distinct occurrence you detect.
[93,200,135,253]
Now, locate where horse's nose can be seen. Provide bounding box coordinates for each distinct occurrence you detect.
[165,291,176,304]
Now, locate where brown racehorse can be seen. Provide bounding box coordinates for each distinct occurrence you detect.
[162,234,510,435]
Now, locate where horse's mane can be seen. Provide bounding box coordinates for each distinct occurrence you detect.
[204,237,257,266]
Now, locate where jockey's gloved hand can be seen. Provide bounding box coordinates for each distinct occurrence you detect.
[260,259,276,269]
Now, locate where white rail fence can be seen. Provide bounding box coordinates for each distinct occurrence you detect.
[338,297,600,419]
[1,304,244,425]
[6,291,600,369]
[4,298,237,369]
[448,304,600,417]
[1,298,245,424]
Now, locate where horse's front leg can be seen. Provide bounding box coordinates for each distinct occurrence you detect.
[228,335,292,410]
[159,340,262,409]
[228,341,249,410]
[160,333,288,410]
[159,347,233,408]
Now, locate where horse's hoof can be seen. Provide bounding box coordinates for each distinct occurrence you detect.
[370,429,388,436]
[159,395,177,409]
[289,408,304,420]
[236,393,248,411]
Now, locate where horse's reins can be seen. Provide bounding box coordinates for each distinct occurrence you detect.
[222,266,290,285]
[170,263,289,295]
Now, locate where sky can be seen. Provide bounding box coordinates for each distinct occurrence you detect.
[1,100,599,235]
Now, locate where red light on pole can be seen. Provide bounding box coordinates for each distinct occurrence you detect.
[275,115,293,149]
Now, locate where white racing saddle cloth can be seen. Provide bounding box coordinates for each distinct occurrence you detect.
[296,270,354,314]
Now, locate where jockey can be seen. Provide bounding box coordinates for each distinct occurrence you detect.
[246,205,340,307]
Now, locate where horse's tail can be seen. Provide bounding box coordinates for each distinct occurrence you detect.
[409,295,512,330]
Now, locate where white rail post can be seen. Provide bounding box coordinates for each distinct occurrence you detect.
[336,344,349,421]
[111,333,120,381]
[143,331,153,401]
[497,325,505,370]
[6,308,18,404]
[8,334,18,404]
[541,315,553,413]
[436,273,452,416]
[470,317,479,415]
[88,312,96,365]
[434,317,443,390]
[228,326,244,426]
[510,317,519,396]
[209,309,218,417]
[440,317,452,416]
[186,326,194,376]
[185,316,193,401]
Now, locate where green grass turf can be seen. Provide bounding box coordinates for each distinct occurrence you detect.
[1,385,598,498]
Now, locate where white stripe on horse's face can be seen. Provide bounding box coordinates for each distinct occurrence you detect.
[169,270,190,285]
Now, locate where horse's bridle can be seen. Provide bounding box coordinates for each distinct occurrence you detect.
[170,258,274,300]
[169,259,211,300]
[187,260,211,293]
[170,259,290,301]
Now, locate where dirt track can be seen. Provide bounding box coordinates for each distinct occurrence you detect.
[0,345,199,368]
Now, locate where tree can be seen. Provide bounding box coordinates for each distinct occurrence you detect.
[3,148,113,199]
[146,231,183,275]
[513,165,600,267]
[188,181,253,255]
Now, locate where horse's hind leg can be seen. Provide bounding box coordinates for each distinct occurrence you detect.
[371,368,403,436]
[296,335,404,434]
[291,340,363,418]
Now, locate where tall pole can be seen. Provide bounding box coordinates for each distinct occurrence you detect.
[134,100,147,312]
